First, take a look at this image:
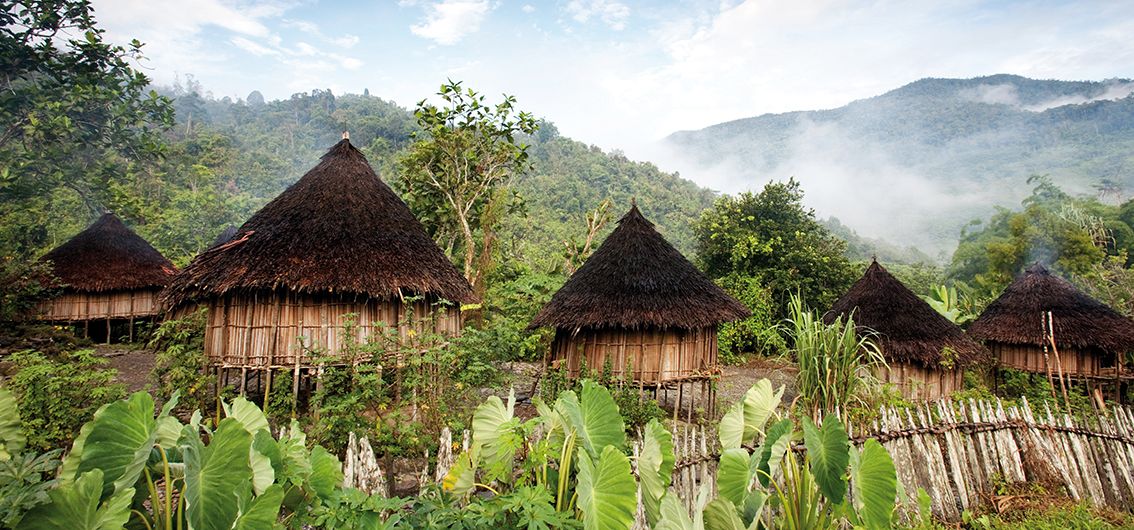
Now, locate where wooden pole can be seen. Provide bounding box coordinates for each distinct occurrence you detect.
[1047,312,1072,411]
[1041,315,1059,406]
[262,368,273,412]
[106,317,111,345]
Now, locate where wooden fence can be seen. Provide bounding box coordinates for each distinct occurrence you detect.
[340,398,1134,524]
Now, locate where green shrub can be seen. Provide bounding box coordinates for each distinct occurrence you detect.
[6,349,126,451]
[0,258,57,322]
[716,274,787,364]
[148,308,213,414]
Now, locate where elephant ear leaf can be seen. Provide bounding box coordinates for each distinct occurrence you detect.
[702,498,746,530]
[719,379,783,449]
[224,397,270,434]
[639,419,675,526]
[802,415,850,505]
[755,418,793,487]
[557,381,625,459]
[654,493,694,530]
[576,445,636,530]
[20,469,132,530]
[308,445,343,501]
[717,448,757,507]
[442,445,479,497]
[850,439,897,530]
[0,387,26,460]
[71,392,161,499]
[233,484,285,530]
[183,418,253,530]
[472,390,521,483]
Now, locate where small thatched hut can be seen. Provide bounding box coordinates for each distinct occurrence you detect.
[530,203,749,412]
[36,212,177,341]
[827,260,987,400]
[210,225,238,248]
[968,263,1134,382]
[162,138,474,370]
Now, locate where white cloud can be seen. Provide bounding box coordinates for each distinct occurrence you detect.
[230,36,280,57]
[410,0,493,45]
[521,4,535,14]
[566,0,630,30]
[282,18,360,49]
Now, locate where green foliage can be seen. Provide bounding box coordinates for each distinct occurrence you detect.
[0,258,57,321]
[6,350,126,451]
[800,415,850,505]
[715,274,788,363]
[786,296,886,418]
[19,469,132,530]
[695,179,857,322]
[0,0,174,257]
[575,446,637,530]
[0,449,61,529]
[148,308,213,413]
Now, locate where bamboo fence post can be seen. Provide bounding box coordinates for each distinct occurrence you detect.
[1047,312,1072,411]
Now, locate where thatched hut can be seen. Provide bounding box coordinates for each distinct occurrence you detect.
[162,138,474,371]
[968,263,1134,382]
[827,260,987,400]
[530,203,749,413]
[210,225,238,247]
[36,212,177,341]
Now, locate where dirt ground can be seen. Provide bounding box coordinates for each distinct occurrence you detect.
[99,345,156,392]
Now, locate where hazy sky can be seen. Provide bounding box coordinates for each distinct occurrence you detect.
[92,0,1134,156]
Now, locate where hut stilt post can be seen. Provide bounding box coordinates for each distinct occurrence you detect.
[263,368,273,412]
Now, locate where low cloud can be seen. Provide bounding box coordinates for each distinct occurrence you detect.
[566,0,631,30]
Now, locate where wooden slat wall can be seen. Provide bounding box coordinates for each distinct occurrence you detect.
[204,291,462,368]
[550,326,717,383]
[877,362,964,401]
[992,342,1105,377]
[35,289,161,321]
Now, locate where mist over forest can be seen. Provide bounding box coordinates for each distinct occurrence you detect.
[659,74,1134,258]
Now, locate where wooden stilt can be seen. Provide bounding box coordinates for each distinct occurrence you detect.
[263,368,273,412]
[240,367,248,396]
[106,317,111,344]
[292,356,301,418]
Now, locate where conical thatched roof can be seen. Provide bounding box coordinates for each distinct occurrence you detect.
[968,263,1134,353]
[530,203,749,330]
[162,139,474,306]
[41,213,177,292]
[827,260,987,367]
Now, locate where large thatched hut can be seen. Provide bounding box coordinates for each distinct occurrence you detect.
[968,263,1134,383]
[530,203,749,413]
[827,260,987,400]
[36,212,177,341]
[162,138,473,372]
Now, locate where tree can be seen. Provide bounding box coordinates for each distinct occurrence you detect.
[0,0,173,255]
[398,81,537,293]
[694,178,856,319]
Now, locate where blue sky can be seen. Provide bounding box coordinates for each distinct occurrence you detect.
[93,0,1134,157]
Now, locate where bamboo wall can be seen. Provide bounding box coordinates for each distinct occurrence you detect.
[203,290,461,368]
[35,288,162,321]
[550,326,717,383]
[992,342,1112,378]
[877,361,964,401]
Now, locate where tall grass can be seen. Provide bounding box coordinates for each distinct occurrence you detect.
[786,295,886,418]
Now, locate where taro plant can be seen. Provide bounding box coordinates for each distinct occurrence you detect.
[654,379,898,530]
[443,380,672,530]
[15,389,346,530]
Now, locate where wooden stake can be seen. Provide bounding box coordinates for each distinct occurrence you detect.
[1047,312,1072,411]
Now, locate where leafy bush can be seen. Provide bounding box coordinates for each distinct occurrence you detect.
[6,350,126,451]
[0,258,57,322]
[716,273,788,364]
[148,308,213,414]
[0,450,60,528]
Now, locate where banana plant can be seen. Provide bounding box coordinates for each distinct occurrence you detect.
[19,390,342,530]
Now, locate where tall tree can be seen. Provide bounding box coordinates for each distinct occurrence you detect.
[398,81,537,292]
[0,0,173,255]
[694,178,855,317]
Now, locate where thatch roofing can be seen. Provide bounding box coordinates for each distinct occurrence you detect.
[211,225,238,247]
[968,263,1134,353]
[162,139,473,306]
[530,203,749,330]
[41,213,177,292]
[827,260,987,367]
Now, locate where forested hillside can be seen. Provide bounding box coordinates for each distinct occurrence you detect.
[664,74,1134,255]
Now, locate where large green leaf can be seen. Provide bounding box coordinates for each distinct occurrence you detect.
[755,418,793,487]
[719,380,783,449]
[472,389,521,483]
[183,418,253,530]
[702,498,745,530]
[20,469,132,530]
[849,439,897,530]
[717,448,757,507]
[71,392,161,499]
[442,445,479,496]
[0,386,26,460]
[309,445,343,500]
[233,484,285,530]
[557,381,626,460]
[640,419,675,525]
[801,415,849,505]
[224,397,270,434]
[576,445,636,530]
[654,493,694,530]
